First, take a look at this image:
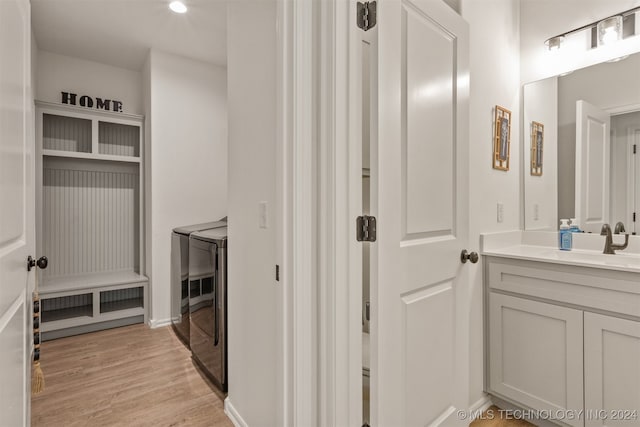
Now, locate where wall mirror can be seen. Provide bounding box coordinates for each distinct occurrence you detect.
[523,52,640,232]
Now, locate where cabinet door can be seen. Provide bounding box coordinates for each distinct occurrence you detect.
[489,293,584,427]
[584,312,640,427]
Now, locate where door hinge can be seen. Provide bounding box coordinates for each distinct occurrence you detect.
[356,215,377,242]
[633,212,636,222]
[357,1,377,31]
[634,144,637,154]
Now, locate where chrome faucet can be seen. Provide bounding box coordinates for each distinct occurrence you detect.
[601,223,629,254]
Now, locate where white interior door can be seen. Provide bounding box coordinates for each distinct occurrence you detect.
[372,0,469,425]
[0,0,34,425]
[576,100,611,233]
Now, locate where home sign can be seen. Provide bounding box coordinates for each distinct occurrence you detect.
[61,91,124,113]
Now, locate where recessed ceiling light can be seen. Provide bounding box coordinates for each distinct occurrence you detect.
[169,1,187,14]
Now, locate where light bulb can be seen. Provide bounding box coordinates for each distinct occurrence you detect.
[169,1,187,14]
[597,16,622,46]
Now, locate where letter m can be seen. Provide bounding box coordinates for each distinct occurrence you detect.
[96,98,111,111]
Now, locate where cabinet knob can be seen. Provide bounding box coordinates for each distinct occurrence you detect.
[460,250,479,264]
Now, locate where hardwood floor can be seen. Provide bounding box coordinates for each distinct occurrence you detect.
[31,324,233,427]
[31,325,533,427]
[469,406,535,427]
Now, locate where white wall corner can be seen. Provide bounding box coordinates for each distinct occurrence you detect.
[224,397,249,427]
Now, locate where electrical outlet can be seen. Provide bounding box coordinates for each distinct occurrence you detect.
[497,202,504,223]
[534,204,540,221]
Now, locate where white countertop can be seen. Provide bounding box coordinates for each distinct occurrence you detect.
[480,231,640,274]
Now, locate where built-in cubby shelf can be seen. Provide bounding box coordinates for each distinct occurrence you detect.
[36,101,147,340]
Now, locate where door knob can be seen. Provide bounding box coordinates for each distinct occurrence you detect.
[27,256,49,271]
[460,250,479,264]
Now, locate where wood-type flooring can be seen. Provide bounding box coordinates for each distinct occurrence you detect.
[31,324,233,427]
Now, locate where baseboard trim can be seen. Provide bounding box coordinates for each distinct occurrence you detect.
[469,395,493,420]
[148,318,172,329]
[225,397,248,427]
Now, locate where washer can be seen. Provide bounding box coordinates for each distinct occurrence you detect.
[170,218,226,347]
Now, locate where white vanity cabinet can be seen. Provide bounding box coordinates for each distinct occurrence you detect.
[489,293,584,427]
[584,313,640,427]
[485,256,640,427]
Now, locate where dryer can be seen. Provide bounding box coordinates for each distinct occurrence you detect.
[189,227,227,392]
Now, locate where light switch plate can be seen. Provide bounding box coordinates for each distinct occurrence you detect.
[497,202,504,223]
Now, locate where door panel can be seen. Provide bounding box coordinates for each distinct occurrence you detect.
[403,281,454,426]
[403,4,455,238]
[576,100,610,233]
[0,0,33,425]
[584,312,640,427]
[373,0,469,425]
[489,293,584,427]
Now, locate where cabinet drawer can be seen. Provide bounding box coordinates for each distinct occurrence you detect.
[487,257,640,318]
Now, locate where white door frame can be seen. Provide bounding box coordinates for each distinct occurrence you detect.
[282,0,363,424]
[281,0,363,424]
[606,104,640,234]
[278,0,320,425]
[315,0,364,425]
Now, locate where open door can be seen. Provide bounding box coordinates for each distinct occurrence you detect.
[371,0,470,425]
[576,100,611,233]
[0,0,34,425]
[635,126,640,235]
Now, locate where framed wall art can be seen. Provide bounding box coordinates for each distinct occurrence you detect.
[530,121,544,176]
[493,105,511,171]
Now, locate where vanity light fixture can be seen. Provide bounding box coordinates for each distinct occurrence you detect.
[544,6,639,51]
[597,15,623,46]
[545,36,564,51]
[169,1,187,14]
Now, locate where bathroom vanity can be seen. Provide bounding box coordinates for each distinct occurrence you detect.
[482,231,640,427]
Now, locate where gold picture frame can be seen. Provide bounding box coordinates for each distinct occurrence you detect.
[493,105,511,171]
[531,121,544,176]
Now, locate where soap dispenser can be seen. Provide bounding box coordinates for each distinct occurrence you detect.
[569,218,581,233]
[559,219,572,251]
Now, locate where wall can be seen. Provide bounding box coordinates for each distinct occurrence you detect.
[521,0,640,83]
[36,50,142,115]
[523,77,558,230]
[557,53,640,222]
[460,0,521,408]
[226,1,281,426]
[145,49,228,325]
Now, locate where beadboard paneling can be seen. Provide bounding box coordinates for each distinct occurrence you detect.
[42,158,140,279]
[98,121,140,157]
[43,113,92,153]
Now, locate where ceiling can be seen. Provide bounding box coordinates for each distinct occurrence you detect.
[31,0,228,71]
